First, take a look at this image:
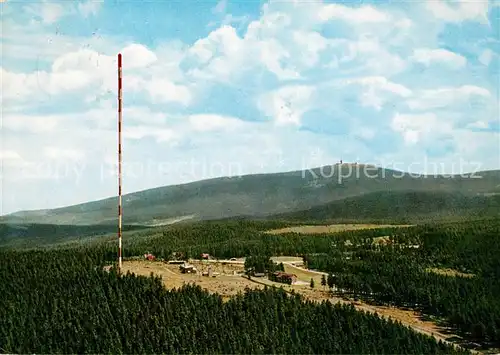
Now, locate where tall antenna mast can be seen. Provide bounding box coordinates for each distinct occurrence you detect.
[117,53,123,274]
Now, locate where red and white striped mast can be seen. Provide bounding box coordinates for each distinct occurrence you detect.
[117,53,123,274]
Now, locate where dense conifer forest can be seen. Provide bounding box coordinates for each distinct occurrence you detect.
[304,219,500,345]
[0,247,468,354]
[1,217,498,353]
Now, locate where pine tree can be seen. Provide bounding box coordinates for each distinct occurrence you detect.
[327,273,335,290]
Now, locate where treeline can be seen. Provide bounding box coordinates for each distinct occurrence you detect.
[116,219,406,260]
[305,219,500,344]
[0,248,468,354]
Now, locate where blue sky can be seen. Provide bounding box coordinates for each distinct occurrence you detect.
[1,0,499,214]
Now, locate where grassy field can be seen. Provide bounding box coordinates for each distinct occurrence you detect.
[426,268,476,278]
[265,224,413,235]
[117,260,260,301]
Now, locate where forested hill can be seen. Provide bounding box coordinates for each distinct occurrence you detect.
[2,165,499,225]
[272,190,500,223]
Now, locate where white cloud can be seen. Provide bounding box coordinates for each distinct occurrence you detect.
[343,76,412,97]
[2,113,61,133]
[121,44,158,69]
[478,49,494,66]
[292,31,328,68]
[318,4,391,24]
[2,49,115,101]
[187,24,300,82]
[1,19,119,68]
[124,107,168,125]
[78,1,103,18]
[258,85,315,126]
[123,126,179,143]
[22,0,102,24]
[186,25,245,82]
[220,14,249,30]
[51,48,114,73]
[185,3,406,83]
[44,147,85,160]
[391,112,453,145]
[466,120,489,129]
[424,0,490,24]
[447,129,499,165]
[0,150,22,161]
[189,114,245,132]
[331,76,412,111]
[411,48,467,69]
[336,35,407,76]
[2,44,193,106]
[407,85,491,111]
[146,78,193,106]
[23,2,68,24]
[2,105,174,137]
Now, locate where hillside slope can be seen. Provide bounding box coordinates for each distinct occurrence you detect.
[271,190,500,223]
[0,223,151,249]
[2,165,499,225]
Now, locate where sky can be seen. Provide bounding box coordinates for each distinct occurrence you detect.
[1,0,499,214]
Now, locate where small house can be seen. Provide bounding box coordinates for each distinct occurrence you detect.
[144,253,156,261]
[179,263,197,274]
[201,253,210,260]
[270,271,297,285]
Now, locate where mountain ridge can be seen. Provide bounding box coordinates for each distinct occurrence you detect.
[2,165,499,225]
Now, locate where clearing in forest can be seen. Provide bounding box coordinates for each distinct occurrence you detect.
[270,256,303,264]
[115,258,464,350]
[119,260,261,301]
[426,267,475,278]
[265,224,414,235]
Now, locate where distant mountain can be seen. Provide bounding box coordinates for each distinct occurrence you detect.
[2,165,499,225]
